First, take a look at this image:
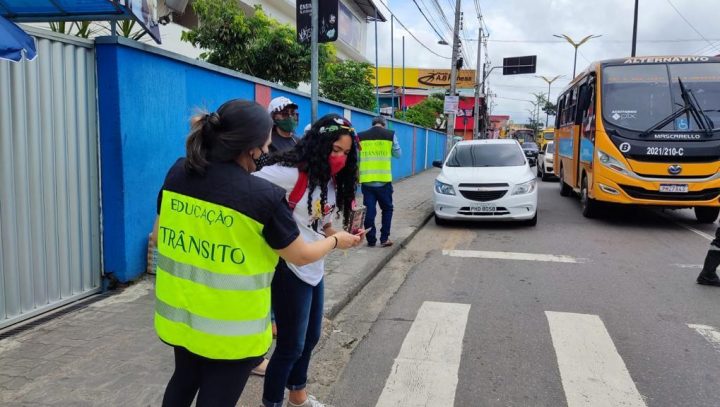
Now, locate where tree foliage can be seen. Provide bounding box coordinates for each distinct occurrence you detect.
[182,0,335,89]
[395,94,444,128]
[320,60,375,111]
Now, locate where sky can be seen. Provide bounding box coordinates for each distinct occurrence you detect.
[369,0,720,124]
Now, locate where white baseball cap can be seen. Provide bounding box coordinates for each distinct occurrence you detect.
[267,96,298,114]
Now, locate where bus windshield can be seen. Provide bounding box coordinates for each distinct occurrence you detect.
[543,131,554,140]
[602,63,720,132]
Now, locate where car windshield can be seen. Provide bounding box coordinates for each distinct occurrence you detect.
[522,142,538,150]
[446,144,526,167]
[546,143,555,154]
[602,63,720,132]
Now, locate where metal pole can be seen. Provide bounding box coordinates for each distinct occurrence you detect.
[390,15,395,118]
[374,9,379,113]
[481,60,487,137]
[402,36,405,111]
[546,82,551,127]
[572,46,578,79]
[473,25,482,139]
[311,0,319,122]
[446,0,462,149]
[632,0,639,57]
[110,20,117,36]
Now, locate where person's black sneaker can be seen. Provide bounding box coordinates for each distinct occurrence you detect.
[367,242,376,247]
[697,275,720,286]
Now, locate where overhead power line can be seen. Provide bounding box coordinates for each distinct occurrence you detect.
[664,0,720,54]
[375,0,451,60]
[412,0,448,43]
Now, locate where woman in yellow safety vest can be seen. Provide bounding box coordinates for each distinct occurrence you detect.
[154,99,361,407]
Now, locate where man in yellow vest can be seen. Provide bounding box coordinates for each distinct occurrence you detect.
[358,116,401,247]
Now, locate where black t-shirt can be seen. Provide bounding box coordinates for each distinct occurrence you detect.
[255,128,298,170]
[157,158,299,250]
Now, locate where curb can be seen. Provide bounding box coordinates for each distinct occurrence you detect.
[325,208,435,319]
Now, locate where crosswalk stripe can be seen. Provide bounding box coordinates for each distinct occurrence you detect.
[443,249,582,263]
[688,324,720,352]
[546,311,647,407]
[375,301,471,407]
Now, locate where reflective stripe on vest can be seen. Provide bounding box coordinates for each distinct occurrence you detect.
[359,139,393,183]
[155,190,278,360]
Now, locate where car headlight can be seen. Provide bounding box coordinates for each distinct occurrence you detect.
[435,180,456,195]
[546,155,553,163]
[512,179,536,195]
[597,150,627,174]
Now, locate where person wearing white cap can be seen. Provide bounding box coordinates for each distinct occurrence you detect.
[256,96,300,170]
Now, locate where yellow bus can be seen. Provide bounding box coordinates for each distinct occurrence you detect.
[554,56,720,222]
[538,127,554,150]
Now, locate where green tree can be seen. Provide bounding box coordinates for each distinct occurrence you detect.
[396,94,444,128]
[182,0,335,89]
[319,60,375,111]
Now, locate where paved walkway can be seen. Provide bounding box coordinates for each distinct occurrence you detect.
[0,169,438,407]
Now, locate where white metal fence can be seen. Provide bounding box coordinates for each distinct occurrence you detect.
[0,28,101,329]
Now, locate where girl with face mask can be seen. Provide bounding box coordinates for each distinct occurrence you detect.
[252,114,361,407]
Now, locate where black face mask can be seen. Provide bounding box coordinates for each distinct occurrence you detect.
[254,152,268,171]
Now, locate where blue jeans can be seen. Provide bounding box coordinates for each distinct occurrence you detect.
[362,183,394,245]
[262,262,324,407]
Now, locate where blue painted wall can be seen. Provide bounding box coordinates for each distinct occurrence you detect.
[96,38,447,282]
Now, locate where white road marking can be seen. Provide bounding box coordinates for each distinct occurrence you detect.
[546,311,647,407]
[658,212,714,241]
[375,301,470,407]
[673,264,703,269]
[443,249,582,263]
[688,324,720,352]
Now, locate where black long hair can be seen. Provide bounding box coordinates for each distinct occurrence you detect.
[268,114,359,230]
[185,99,273,175]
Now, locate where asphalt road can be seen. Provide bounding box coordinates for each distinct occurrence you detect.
[325,176,720,407]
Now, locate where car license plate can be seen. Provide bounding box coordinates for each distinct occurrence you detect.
[471,205,496,213]
[660,184,688,193]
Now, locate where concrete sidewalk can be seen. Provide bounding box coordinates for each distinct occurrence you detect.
[0,169,438,407]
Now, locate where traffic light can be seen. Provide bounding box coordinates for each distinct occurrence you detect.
[456,57,464,70]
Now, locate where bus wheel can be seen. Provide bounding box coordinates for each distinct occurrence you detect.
[581,176,599,218]
[694,206,720,223]
[559,167,572,197]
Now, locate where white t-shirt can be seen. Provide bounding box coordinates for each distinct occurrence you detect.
[253,165,336,286]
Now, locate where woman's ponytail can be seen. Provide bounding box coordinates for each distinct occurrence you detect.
[184,112,220,175]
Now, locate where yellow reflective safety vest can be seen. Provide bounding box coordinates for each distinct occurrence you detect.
[155,190,277,360]
[358,127,394,183]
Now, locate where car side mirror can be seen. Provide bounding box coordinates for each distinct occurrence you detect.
[432,160,443,168]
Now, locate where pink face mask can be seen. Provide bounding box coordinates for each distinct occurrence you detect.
[329,154,347,176]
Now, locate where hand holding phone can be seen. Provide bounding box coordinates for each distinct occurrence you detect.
[345,206,367,235]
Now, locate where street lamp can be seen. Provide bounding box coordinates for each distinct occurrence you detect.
[553,34,601,78]
[535,74,565,127]
[438,40,449,45]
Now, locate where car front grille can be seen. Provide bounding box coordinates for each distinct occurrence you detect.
[459,190,508,201]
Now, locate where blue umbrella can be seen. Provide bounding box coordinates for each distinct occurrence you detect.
[0,15,37,62]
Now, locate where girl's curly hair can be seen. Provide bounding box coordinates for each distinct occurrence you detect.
[267,114,359,231]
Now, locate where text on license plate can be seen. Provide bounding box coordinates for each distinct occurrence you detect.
[660,184,688,193]
[471,205,496,212]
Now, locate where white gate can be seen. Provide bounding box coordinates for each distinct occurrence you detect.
[0,28,101,329]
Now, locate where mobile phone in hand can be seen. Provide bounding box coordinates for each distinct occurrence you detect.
[345,206,366,234]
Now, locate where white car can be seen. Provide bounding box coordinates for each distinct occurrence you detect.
[537,141,557,181]
[433,139,538,226]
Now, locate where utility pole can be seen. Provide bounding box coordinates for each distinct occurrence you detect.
[446,0,462,147]
[374,8,379,113]
[402,36,405,111]
[390,15,395,118]
[481,59,488,136]
[311,0,319,121]
[631,0,639,57]
[473,23,483,139]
